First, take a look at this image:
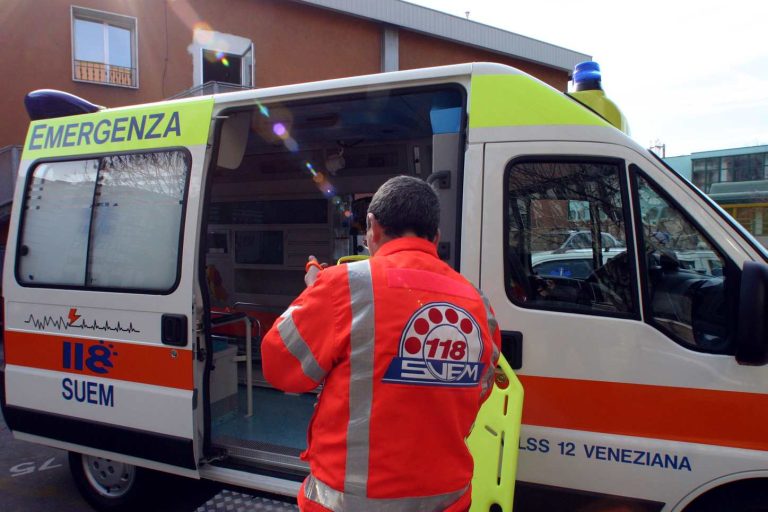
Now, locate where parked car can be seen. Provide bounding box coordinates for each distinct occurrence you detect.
[556,230,625,252]
[532,247,626,279]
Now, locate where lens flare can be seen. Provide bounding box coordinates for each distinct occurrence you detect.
[218,52,229,67]
[272,123,287,137]
[304,161,336,197]
[255,101,269,118]
[192,22,214,46]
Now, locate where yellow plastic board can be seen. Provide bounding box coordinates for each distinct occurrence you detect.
[468,355,523,512]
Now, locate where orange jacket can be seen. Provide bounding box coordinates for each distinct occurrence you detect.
[261,237,501,511]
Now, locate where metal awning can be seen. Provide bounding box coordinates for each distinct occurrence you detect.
[709,180,768,205]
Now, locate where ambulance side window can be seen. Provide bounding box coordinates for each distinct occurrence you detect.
[633,169,731,353]
[18,159,97,286]
[17,150,189,292]
[505,159,637,317]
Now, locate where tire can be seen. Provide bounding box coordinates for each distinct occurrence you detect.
[68,451,150,512]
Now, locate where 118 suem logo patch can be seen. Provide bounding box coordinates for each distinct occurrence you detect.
[383,302,485,387]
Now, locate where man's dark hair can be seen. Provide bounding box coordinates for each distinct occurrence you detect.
[367,175,440,240]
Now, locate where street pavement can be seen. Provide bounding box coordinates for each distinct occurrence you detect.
[0,408,223,512]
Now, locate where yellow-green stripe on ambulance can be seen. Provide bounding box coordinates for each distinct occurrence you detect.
[22,98,214,159]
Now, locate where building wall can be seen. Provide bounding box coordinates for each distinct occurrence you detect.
[399,29,568,90]
[1,0,158,147]
[665,146,768,247]
[176,0,382,89]
[0,0,571,148]
[0,0,384,147]
[664,155,692,181]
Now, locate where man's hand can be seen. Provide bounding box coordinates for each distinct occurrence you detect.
[304,255,328,287]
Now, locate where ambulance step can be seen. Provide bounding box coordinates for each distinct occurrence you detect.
[196,489,298,511]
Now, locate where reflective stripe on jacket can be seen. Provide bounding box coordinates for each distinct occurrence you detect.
[261,237,501,511]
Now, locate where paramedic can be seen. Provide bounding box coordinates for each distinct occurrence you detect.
[261,175,501,512]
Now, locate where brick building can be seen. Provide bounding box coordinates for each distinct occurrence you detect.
[0,0,588,146]
[0,0,589,236]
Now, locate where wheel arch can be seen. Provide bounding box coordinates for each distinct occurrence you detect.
[676,473,768,511]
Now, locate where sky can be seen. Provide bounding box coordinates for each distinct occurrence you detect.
[406,0,768,157]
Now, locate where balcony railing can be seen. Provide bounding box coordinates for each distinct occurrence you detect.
[168,81,252,99]
[74,60,136,88]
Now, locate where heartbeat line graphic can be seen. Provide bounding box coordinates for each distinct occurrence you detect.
[23,314,141,334]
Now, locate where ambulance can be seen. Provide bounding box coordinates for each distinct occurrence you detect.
[1,61,766,511]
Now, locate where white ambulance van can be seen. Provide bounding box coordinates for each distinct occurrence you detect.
[1,62,766,512]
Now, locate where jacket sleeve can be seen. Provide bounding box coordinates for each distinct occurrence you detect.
[478,292,502,404]
[260,268,343,393]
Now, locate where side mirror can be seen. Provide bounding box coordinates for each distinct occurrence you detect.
[736,261,768,365]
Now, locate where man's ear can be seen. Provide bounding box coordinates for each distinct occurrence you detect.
[432,228,441,246]
[368,213,384,243]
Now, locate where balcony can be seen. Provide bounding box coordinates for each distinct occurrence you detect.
[168,81,253,99]
[73,60,136,88]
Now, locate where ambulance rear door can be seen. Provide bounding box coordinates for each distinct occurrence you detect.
[1,97,214,477]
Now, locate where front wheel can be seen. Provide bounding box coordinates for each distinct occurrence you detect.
[68,452,149,511]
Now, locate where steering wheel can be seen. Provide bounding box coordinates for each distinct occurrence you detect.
[585,252,633,312]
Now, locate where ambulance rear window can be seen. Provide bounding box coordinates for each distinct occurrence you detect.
[17,149,190,293]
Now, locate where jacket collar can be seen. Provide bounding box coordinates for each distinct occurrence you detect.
[374,237,438,258]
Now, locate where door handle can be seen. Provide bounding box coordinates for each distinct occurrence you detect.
[500,330,523,370]
[161,314,188,347]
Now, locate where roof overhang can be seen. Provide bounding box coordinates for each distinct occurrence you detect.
[291,0,590,71]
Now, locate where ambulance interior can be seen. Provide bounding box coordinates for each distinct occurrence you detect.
[201,85,465,474]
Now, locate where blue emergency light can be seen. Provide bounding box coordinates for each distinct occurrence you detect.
[572,61,602,92]
[568,61,630,134]
[24,89,102,121]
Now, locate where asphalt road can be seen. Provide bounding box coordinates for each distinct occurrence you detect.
[0,408,224,512]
